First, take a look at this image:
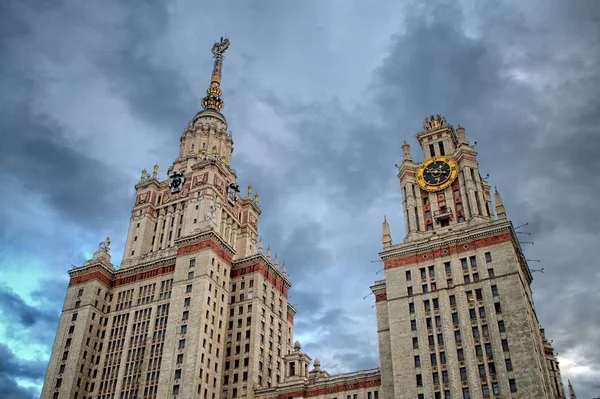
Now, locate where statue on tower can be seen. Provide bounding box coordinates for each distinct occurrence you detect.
[98,237,111,254]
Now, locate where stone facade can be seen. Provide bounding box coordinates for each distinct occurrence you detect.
[41,43,563,399]
[372,117,565,398]
[41,40,296,399]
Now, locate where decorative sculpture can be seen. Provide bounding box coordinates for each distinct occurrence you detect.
[201,37,230,111]
[98,237,111,253]
[140,169,147,181]
[247,185,253,198]
[204,198,218,221]
[153,164,159,177]
[422,114,448,131]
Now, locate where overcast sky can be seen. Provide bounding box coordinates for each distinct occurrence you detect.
[1,0,599,397]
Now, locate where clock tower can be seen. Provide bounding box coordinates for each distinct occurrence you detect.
[372,115,565,399]
[398,115,495,242]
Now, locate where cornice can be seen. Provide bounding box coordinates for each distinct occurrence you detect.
[380,219,513,261]
[176,228,236,259]
[232,254,291,288]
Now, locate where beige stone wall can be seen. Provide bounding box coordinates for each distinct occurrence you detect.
[378,224,558,398]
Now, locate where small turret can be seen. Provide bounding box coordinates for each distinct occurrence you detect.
[456,124,467,143]
[494,186,507,220]
[281,262,287,278]
[401,141,412,161]
[274,254,279,270]
[266,246,272,262]
[382,216,393,249]
[568,380,576,399]
[258,239,264,255]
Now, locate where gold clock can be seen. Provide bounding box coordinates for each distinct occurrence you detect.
[416,156,459,192]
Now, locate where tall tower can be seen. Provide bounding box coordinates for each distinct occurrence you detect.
[41,38,295,399]
[372,115,563,398]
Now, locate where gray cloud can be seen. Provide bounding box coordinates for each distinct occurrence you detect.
[0,0,598,397]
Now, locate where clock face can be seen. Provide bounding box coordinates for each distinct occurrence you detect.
[416,156,459,192]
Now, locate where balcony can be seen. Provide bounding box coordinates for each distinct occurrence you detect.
[434,208,453,221]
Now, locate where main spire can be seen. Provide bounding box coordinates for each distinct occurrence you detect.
[201,37,230,112]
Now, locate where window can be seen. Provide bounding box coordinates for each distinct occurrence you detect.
[485,252,492,263]
[413,337,419,349]
[77,289,83,297]
[409,303,415,313]
[460,367,467,381]
[173,385,180,395]
[473,272,479,282]
[475,289,483,300]
[182,311,189,320]
[439,141,445,156]
[488,362,496,375]
[420,268,427,279]
[71,313,78,322]
[406,270,412,281]
[68,325,74,334]
[479,364,486,377]
[452,312,459,324]
[184,297,191,307]
[463,387,470,399]
[494,302,502,314]
[470,308,477,320]
[411,320,417,331]
[408,287,413,296]
[179,339,186,349]
[416,374,423,386]
[488,268,495,277]
[431,353,437,365]
[177,354,184,364]
[475,345,482,357]
[55,378,62,388]
[485,343,493,355]
[188,271,194,280]
[435,315,441,327]
[492,382,500,395]
[449,295,456,306]
[424,300,431,311]
[429,143,436,157]
[461,258,468,269]
[482,384,490,397]
[464,275,471,284]
[181,325,187,334]
[190,259,196,267]
[472,326,480,338]
[429,266,435,277]
[505,358,513,371]
[502,339,509,352]
[422,284,429,293]
[414,355,421,367]
[440,352,446,364]
[437,333,444,345]
[498,320,505,332]
[491,285,498,297]
[428,335,435,346]
[457,348,464,361]
[445,262,451,274]
[455,330,462,342]
[479,307,486,318]
[469,256,477,267]
[175,369,182,379]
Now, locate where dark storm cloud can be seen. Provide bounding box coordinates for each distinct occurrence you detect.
[0,285,56,328]
[0,343,45,399]
[1,0,599,397]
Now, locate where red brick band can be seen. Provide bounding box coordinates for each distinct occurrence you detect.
[231,263,289,298]
[384,232,511,269]
[375,293,387,303]
[178,239,233,264]
[69,264,176,288]
[280,378,381,398]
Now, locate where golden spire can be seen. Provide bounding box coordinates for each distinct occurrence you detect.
[494,186,506,220]
[382,215,393,249]
[201,37,230,112]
